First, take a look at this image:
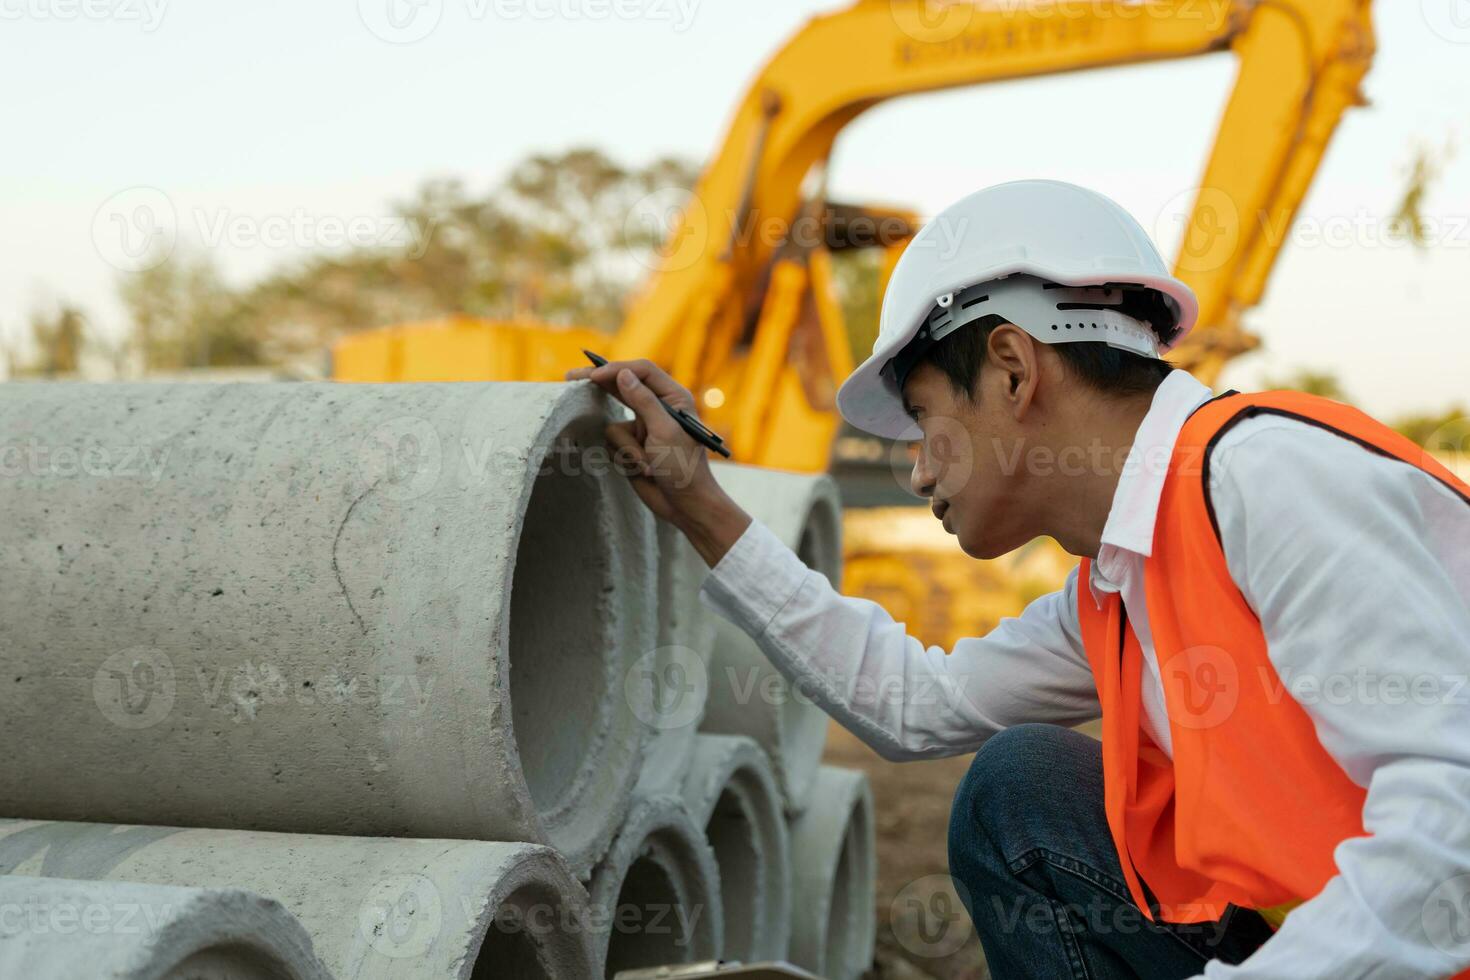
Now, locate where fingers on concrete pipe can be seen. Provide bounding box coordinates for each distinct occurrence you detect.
[0,875,330,980]
[634,523,719,797]
[679,734,792,964]
[0,382,654,877]
[701,463,843,814]
[786,766,877,980]
[0,819,599,980]
[588,796,722,978]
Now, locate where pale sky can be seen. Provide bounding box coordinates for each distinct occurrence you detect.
[2,0,1466,416]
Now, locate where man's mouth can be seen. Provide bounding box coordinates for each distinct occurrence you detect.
[932,500,950,525]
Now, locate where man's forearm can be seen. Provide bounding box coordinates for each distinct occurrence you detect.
[673,484,752,568]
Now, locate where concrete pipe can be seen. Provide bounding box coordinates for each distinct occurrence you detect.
[0,381,654,876]
[701,463,843,814]
[679,734,791,964]
[588,795,722,978]
[0,818,598,979]
[0,875,329,980]
[786,766,876,980]
[635,523,719,795]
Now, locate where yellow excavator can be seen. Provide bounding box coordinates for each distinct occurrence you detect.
[334,0,1375,647]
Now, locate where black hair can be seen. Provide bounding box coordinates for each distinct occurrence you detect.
[917,313,1174,402]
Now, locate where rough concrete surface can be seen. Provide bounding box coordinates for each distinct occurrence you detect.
[0,874,329,980]
[635,522,719,797]
[588,795,722,978]
[787,766,877,980]
[679,734,791,964]
[0,818,598,979]
[701,463,843,815]
[0,381,654,876]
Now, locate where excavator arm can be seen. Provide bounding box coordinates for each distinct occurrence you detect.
[611,0,1375,466]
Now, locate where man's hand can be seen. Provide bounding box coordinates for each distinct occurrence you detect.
[565,358,751,566]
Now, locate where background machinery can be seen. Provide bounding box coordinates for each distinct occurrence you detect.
[334,0,1376,647]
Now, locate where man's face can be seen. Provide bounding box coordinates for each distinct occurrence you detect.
[901,361,1032,559]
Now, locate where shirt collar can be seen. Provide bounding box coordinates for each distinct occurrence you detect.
[1096,370,1216,560]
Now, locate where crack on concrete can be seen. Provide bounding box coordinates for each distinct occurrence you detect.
[332,479,382,635]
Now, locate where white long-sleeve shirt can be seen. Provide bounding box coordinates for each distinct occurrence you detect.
[698,370,1470,978]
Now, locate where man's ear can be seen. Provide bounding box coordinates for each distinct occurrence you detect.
[985,324,1040,420]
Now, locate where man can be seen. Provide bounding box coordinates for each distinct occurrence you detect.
[568,180,1470,978]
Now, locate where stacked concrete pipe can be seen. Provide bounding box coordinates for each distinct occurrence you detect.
[0,875,329,980]
[635,523,720,795]
[588,795,722,977]
[0,818,598,979]
[701,463,843,814]
[0,382,654,877]
[786,766,877,980]
[678,734,791,964]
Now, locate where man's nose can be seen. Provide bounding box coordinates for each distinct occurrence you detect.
[910,450,936,499]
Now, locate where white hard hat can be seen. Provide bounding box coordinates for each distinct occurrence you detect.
[835,179,1197,439]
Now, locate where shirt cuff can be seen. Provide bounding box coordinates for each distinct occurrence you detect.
[697,516,810,636]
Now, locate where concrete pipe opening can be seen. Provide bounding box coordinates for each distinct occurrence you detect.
[824,829,859,977]
[680,735,790,963]
[706,792,761,957]
[0,822,599,980]
[474,880,575,980]
[509,434,614,817]
[590,797,722,979]
[0,877,328,980]
[0,383,652,875]
[788,766,876,980]
[603,856,685,977]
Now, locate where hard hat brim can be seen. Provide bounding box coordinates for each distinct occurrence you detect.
[835,261,1198,440]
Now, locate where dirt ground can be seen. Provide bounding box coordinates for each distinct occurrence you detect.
[820,721,990,980]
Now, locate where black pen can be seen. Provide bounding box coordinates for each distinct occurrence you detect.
[582,350,733,458]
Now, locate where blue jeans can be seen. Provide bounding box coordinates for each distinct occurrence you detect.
[947,724,1273,979]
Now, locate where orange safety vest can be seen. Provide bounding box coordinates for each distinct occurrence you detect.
[1077,390,1470,929]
